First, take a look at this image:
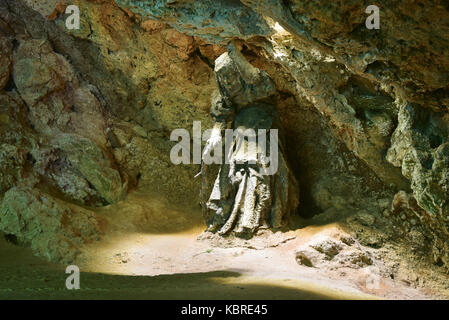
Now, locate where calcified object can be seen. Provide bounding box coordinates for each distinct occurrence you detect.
[202,43,299,236]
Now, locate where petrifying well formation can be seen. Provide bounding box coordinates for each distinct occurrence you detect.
[202,42,299,236]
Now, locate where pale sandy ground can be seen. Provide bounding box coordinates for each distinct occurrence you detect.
[0,190,440,299]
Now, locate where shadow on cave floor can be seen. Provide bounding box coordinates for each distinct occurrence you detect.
[0,187,436,300]
[0,233,376,300]
[0,268,369,300]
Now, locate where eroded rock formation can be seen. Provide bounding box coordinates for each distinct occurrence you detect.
[0,186,102,263]
[203,43,298,235]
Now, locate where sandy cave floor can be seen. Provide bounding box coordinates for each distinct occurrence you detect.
[0,190,446,300]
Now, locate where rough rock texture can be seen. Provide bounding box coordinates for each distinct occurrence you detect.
[0,0,449,273]
[295,233,375,269]
[33,133,126,206]
[243,0,449,110]
[116,0,272,44]
[292,228,411,297]
[0,187,102,263]
[386,103,449,266]
[0,37,12,91]
[11,38,126,206]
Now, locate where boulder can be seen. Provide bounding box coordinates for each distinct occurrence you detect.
[33,134,126,206]
[0,186,102,263]
[13,39,77,106]
[295,233,374,269]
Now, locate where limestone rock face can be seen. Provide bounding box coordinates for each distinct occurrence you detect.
[12,39,108,145]
[263,40,409,190]
[13,39,77,107]
[0,37,12,91]
[116,0,272,44]
[243,0,449,110]
[33,134,126,206]
[0,143,26,195]
[0,93,36,195]
[387,103,449,266]
[0,187,101,263]
[9,38,126,207]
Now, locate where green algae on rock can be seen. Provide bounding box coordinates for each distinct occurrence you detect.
[0,187,102,263]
